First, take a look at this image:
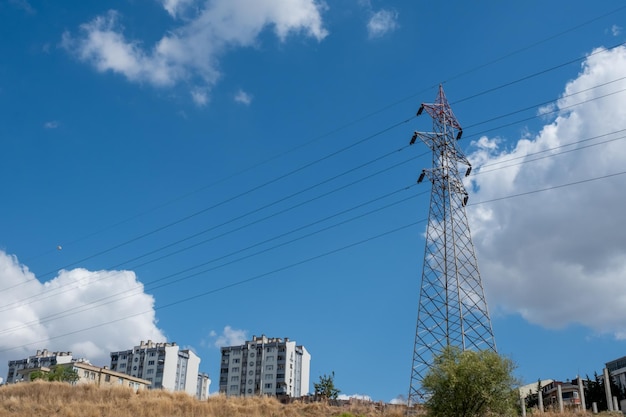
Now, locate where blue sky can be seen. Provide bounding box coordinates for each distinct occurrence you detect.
[2,0,626,403]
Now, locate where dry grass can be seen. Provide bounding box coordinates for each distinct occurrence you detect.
[2,383,618,417]
[0,381,407,417]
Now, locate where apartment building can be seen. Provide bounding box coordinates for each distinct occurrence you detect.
[606,355,626,392]
[110,340,207,398]
[197,372,210,400]
[219,335,310,398]
[6,349,73,384]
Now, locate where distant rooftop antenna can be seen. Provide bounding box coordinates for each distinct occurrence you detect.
[407,85,497,404]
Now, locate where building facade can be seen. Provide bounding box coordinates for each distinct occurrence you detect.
[541,380,582,409]
[6,349,73,384]
[219,335,310,398]
[109,340,206,398]
[607,356,626,392]
[197,372,210,400]
[14,361,151,391]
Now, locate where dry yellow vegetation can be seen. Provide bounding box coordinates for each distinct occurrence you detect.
[0,381,407,417]
[2,382,615,417]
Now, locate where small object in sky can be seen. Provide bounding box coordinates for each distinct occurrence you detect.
[57,245,62,250]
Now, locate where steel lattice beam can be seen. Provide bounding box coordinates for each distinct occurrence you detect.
[407,85,497,405]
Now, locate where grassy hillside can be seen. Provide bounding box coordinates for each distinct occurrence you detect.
[2,381,610,417]
[0,381,407,417]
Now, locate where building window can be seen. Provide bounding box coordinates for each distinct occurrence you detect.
[148,360,155,366]
[266,365,273,371]
[233,358,240,364]
[230,384,238,391]
[147,369,154,375]
[265,374,273,380]
[231,376,239,382]
[266,356,274,362]
[265,383,273,389]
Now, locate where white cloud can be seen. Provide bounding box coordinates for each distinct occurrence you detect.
[465,45,626,338]
[234,89,253,105]
[44,120,59,129]
[390,394,407,405]
[212,325,248,347]
[611,24,622,37]
[366,9,398,39]
[161,0,195,18]
[191,88,209,106]
[62,1,328,103]
[0,250,166,378]
[536,102,556,118]
[9,0,35,14]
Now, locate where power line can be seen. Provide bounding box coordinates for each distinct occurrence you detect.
[452,41,626,106]
[3,166,625,354]
[19,5,626,268]
[470,170,626,206]
[0,187,426,336]
[4,77,625,306]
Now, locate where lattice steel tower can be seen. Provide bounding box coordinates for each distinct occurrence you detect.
[407,85,496,404]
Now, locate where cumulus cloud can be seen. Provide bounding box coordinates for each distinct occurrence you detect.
[62,0,328,102]
[191,88,209,106]
[234,89,253,105]
[465,45,626,338]
[390,394,407,405]
[9,0,35,14]
[366,9,398,39]
[212,325,248,347]
[610,24,622,37]
[0,250,166,379]
[536,102,556,118]
[161,0,195,18]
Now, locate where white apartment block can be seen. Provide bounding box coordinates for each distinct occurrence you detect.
[110,340,208,398]
[197,372,210,400]
[219,335,310,398]
[6,349,73,384]
[607,355,626,392]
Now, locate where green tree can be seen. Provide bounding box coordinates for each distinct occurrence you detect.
[314,371,340,400]
[48,366,79,383]
[28,366,79,384]
[29,370,47,381]
[422,346,519,417]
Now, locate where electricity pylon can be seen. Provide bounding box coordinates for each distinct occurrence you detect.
[407,85,496,405]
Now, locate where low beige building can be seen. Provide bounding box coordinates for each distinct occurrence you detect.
[16,361,150,391]
[71,361,151,391]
